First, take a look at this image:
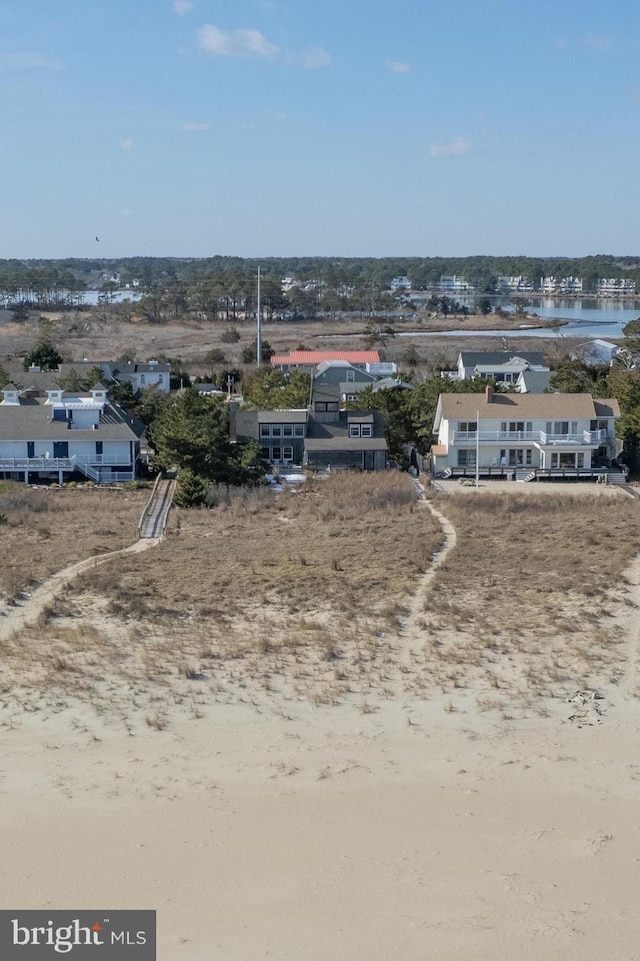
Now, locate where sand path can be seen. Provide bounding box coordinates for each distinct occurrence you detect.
[397,483,457,662]
[0,536,160,641]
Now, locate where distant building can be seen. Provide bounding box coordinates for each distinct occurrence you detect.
[270,350,383,373]
[570,340,618,367]
[441,351,549,385]
[598,278,636,295]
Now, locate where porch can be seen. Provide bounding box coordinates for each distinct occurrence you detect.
[0,456,135,484]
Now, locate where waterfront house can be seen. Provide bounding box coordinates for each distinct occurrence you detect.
[431,387,619,479]
[0,383,144,484]
[441,351,549,385]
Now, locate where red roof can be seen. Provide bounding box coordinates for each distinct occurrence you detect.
[271,350,380,365]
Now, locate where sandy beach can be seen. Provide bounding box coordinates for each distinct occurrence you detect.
[2,698,640,960]
[1,479,640,959]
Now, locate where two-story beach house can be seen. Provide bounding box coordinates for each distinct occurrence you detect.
[441,351,550,386]
[0,383,145,484]
[432,387,620,480]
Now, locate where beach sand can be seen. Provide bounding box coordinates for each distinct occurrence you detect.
[1,483,639,960]
[2,681,640,960]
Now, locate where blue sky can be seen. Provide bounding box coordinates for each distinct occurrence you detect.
[1,0,639,259]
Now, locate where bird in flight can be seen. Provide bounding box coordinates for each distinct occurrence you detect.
[95,236,100,242]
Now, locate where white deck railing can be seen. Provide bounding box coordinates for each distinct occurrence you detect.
[451,428,608,446]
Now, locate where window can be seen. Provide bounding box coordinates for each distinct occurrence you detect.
[349,425,361,437]
[283,424,293,437]
[140,374,145,385]
[271,425,282,437]
[361,425,372,437]
[260,424,270,438]
[577,452,584,468]
[95,441,103,456]
[458,449,476,467]
[294,424,305,437]
[283,446,293,461]
[52,408,67,422]
[458,421,477,434]
[272,447,281,461]
[261,447,270,460]
[53,441,69,458]
[346,369,355,382]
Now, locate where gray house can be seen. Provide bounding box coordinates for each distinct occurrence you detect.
[230,408,307,466]
[303,409,387,471]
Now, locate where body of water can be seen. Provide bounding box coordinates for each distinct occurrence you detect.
[399,321,629,339]
[83,289,142,305]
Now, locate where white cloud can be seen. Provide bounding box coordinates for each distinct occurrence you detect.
[197,24,279,59]
[552,36,569,51]
[119,137,134,151]
[0,53,63,71]
[584,34,613,51]
[429,136,471,158]
[294,47,332,69]
[387,60,410,73]
[182,121,210,130]
[173,0,194,13]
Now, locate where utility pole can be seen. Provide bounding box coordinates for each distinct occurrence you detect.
[475,408,480,490]
[256,265,261,368]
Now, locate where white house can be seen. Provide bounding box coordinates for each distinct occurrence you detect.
[0,384,144,484]
[56,359,171,394]
[570,340,618,367]
[442,351,549,385]
[432,387,620,479]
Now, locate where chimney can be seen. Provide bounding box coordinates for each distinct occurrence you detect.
[485,385,494,403]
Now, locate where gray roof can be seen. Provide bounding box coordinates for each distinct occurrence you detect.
[253,409,308,423]
[459,351,547,367]
[0,396,144,441]
[372,377,412,391]
[304,410,387,451]
[516,370,553,393]
[58,360,171,380]
[231,407,308,443]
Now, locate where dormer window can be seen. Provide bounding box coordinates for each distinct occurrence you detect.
[52,408,68,421]
[1,386,20,405]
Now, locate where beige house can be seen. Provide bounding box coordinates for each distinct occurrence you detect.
[432,387,620,480]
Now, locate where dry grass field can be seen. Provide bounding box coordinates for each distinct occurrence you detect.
[0,472,444,725]
[418,491,640,715]
[2,478,640,730]
[0,482,148,604]
[0,312,563,380]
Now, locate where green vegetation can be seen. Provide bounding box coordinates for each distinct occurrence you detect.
[23,339,64,372]
[354,376,498,462]
[149,388,267,506]
[241,369,310,410]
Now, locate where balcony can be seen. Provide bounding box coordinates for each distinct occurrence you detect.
[451,428,608,446]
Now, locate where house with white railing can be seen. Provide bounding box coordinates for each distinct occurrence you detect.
[441,351,549,385]
[431,386,620,480]
[0,383,145,484]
